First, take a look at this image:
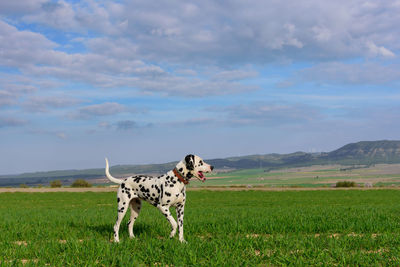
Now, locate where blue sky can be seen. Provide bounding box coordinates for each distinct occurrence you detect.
[1,0,400,174]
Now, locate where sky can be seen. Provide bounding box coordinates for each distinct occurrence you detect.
[1,0,400,174]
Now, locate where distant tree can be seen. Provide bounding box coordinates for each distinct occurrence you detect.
[50,180,62,188]
[336,181,356,188]
[71,179,92,188]
[19,184,28,188]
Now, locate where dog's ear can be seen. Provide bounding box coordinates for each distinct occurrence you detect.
[185,154,195,170]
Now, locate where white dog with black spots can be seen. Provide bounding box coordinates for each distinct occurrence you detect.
[105,154,214,243]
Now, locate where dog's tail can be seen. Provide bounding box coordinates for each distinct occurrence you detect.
[105,158,123,184]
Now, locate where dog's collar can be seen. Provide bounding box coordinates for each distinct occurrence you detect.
[173,168,189,185]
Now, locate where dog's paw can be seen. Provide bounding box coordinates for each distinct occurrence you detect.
[179,239,187,244]
[169,231,177,238]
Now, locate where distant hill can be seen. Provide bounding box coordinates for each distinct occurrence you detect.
[1,140,400,186]
[326,140,400,164]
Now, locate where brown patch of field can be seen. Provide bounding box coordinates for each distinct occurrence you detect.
[0,187,117,193]
[270,165,343,173]
[14,241,28,246]
[314,177,400,185]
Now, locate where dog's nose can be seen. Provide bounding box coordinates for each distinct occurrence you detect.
[210,165,214,171]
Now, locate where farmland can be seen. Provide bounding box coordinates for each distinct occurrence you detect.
[189,164,400,188]
[2,190,400,265]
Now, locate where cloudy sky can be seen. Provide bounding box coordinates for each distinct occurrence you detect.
[1,0,400,174]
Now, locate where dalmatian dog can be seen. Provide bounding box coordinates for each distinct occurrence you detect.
[105,154,213,243]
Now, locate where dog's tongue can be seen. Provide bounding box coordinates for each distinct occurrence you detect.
[198,171,206,182]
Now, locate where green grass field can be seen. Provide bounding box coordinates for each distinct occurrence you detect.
[2,190,400,266]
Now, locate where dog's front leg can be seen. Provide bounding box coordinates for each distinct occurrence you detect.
[176,203,186,243]
[158,205,177,238]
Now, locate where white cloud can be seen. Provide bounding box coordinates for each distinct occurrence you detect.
[1,0,399,100]
[2,0,400,66]
[22,96,82,112]
[211,70,258,81]
[299,62,400,85]
[0,20,258,97]
[0,0,45,15]
[70,102,127,120]
[366,41,396,58]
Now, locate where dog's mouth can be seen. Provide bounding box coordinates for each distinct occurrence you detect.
[197,171,206,182]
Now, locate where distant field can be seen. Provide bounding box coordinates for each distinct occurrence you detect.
[2,190,400,265]
[2,163,400,189]
[189,164,400,188]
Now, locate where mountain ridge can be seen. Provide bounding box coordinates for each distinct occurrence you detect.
[1,140,400,186]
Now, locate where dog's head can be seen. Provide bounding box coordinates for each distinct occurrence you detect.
[176,154,214,182]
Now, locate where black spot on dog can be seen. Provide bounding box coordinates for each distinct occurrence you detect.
[185,154,195,170]
[140,186,150,194]
[121,183,125,189]
[117,197,120,203]
[165,192,171,197]
[160,183,164,200]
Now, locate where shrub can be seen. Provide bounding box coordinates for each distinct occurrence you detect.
[336,181,356,188]
[19,184,28,188]
[71,179,92,188]
[50,180,62,188]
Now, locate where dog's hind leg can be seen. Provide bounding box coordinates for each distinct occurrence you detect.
[128,198,141,239]
[113,198,129,243]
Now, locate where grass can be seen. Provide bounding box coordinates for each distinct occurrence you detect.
[1,190,400,265]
